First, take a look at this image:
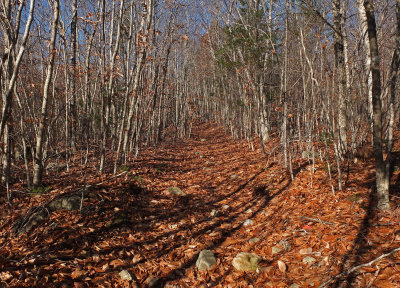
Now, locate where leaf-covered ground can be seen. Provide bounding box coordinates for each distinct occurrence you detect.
[1,123,400,287]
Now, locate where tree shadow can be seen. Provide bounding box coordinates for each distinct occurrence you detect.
[154,180,292,287]
[332,184,376,287]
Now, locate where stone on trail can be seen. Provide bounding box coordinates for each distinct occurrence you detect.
[249,237,260,244]
[271,246,282,255]
[243,219,254,226]
[119,270,132,281]
[232,252,261,272]
[196,249,217,271]
[210,209,218,217]
[167,186,186,196]
[302,256,317,265]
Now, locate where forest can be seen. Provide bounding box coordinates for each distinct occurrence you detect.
[1,0,400,287]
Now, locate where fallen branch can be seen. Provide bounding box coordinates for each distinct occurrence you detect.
[85,170,128,189]
[298,216,335,226]
[319,247,400,288]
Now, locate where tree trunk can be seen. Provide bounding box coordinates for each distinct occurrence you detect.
[332,0,347,156]
[363,0,390,210]
[70,0,78,150]
[33,0,60,187]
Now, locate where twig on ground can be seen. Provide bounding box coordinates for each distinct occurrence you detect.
[372,222,400,226]
[297,216,335,226]
[366,266,381,288]
[319,247,400,288]
[86,171,128,188]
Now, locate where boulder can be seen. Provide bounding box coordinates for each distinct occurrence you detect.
[196,250,217,271]
[12,207,48,236]
[48,195,81,211]
[232,252,261,272]
[46,162,67,172]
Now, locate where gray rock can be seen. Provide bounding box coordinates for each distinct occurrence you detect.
[196,249,217,271]
[271,246,282,255]
[249,237,260,244]
[12,207,48,236]
[301,150,320,159]
[167,187,186,196]
[119,270,132,281]
[48,195,81,211]
[222,204,230,210]
[210,209,218,217]
[46,162,67,172]
[243,219,254,226]
[230,174,239,179]
[232,252,261,272]
[303,256,317,265]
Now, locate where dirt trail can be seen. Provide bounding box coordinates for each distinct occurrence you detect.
[1,123,400,287]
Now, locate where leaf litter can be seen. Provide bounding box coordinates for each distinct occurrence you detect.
[0,123,400,287]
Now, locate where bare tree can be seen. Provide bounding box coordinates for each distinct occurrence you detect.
[33,0,60,187]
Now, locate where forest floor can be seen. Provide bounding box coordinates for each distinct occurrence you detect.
[1,123,400,287]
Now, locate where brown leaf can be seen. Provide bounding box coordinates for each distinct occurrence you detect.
[299,248,313,255]
[110,259,125,267]
[71,269,86,279]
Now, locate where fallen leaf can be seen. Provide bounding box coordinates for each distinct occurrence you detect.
[71,269,86,279]
[299,248,313,255]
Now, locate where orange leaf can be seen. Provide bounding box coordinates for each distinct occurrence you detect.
[110,259,125,267]
[71,269,86,279]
